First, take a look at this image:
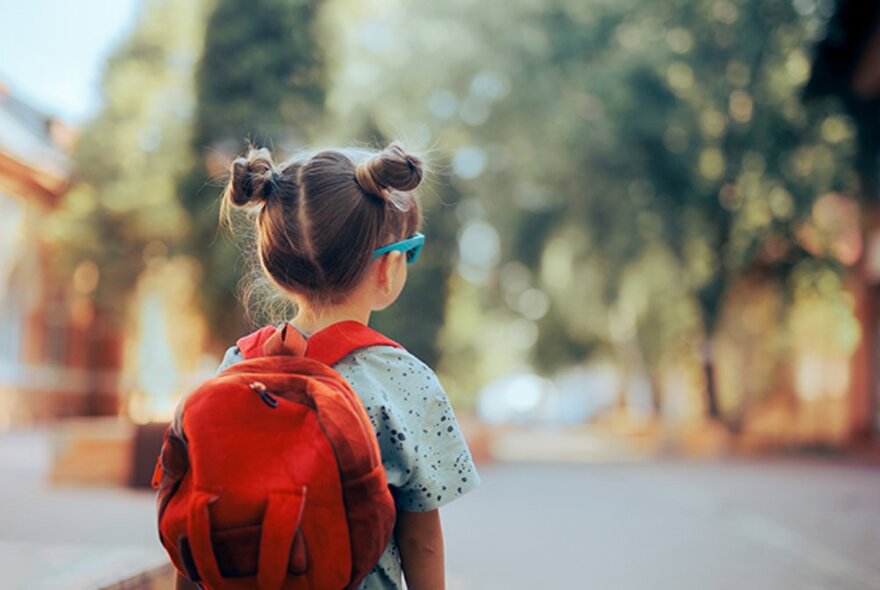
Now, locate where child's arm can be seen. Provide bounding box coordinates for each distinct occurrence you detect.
[396,508,445,590]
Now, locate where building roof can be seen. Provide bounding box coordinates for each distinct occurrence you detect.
[0,83,73,207]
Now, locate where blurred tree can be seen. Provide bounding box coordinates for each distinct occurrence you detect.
[644,0,831,423]
[805,0,880,200]
[354,0,856,422]
[317,0,470,369]
[43,0,210,411]
[49,0,863,422]
[805,0,880,439]
[46,0,209,315]
[177,0,327,351]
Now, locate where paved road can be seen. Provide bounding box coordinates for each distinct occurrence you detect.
[2,429,880,589]
[0,429,167,589]
[442,460,880,590]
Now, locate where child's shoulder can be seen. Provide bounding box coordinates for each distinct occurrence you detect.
[216,334,440,385]
[332,344,446,398]
[335,343,433,374]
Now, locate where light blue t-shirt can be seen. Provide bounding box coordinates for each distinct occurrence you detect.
[216,332,480,590]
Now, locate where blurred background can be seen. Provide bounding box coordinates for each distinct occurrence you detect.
[2,0,880,588]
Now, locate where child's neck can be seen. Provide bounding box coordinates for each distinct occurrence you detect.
[292,299,371,336]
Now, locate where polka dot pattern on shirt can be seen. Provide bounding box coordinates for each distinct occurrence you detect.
[214,339,480,590]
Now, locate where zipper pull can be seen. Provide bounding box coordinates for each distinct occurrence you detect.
[249,381,279,408]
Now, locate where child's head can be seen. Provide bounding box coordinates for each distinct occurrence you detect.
[222,143,424,312]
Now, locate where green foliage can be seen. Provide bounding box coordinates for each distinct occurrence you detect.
[45,0,209,317]
[177,0,327,350]
[330,0,857,413]
[47,0,863,417]
[191,0,325,148]
[317,1,472,367]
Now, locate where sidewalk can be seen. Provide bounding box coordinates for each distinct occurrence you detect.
[475,419,880,465]
[0,428,171,590]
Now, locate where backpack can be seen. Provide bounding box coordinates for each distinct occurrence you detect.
[152,320,399,590]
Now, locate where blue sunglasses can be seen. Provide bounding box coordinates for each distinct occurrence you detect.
[372,233,425,265]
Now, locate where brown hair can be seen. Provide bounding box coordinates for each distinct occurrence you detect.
[221,143,424,307]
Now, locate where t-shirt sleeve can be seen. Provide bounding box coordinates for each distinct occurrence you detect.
[217,345,243,374]
[395,377,481,512]
[335,347,481,512]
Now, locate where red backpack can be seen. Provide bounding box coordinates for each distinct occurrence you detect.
[152,321,399,589]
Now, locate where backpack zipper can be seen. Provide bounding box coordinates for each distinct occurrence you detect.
[248,381,279,408]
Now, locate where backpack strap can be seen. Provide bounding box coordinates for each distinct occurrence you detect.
[236,325,278,360]
[305,320,403,366]
[236,320,403,366]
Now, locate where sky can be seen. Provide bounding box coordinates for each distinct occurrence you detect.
[0,0,141,124]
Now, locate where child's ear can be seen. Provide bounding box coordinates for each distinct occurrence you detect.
[375,252,403,294]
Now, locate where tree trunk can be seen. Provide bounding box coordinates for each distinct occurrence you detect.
[701,340,722,420]
[649,372,663,419]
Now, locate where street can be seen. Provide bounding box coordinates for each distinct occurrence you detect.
[442,460,880,590]
[1,429,879,589]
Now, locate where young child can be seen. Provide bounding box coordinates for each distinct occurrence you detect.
[177,143,480,590]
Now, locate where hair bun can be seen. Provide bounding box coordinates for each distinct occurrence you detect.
[354,143,424,201]
[228,147,278,207]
